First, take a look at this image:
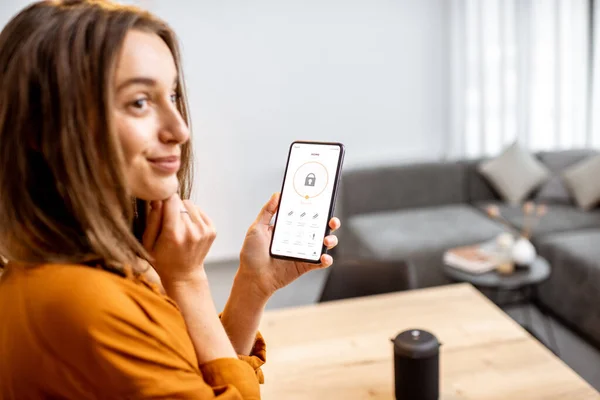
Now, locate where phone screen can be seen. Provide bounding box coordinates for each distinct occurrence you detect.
[270,142,344,262]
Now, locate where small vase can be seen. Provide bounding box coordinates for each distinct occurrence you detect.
[496,260,515,275]
[511,236,537,267]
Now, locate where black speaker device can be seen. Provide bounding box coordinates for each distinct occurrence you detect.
[392,329,440,400]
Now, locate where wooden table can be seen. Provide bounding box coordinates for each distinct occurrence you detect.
[259,283,599,399]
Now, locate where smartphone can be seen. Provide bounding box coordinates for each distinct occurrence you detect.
[270,141,345,264]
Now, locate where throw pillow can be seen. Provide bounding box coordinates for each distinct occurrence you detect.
[562,154,600,210]
[478,142,550,205]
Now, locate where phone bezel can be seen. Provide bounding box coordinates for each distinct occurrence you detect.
[269,140,345,264]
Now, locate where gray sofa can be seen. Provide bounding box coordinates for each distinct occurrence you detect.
[336,149,600,346]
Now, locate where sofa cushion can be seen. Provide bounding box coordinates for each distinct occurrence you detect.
[346,204,505,259]
[535,149,598,205]
[477,142,550,205]
[536,230,600,345]
[474,202,600,238]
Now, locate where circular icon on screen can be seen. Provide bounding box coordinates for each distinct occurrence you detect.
[293,162,328,199]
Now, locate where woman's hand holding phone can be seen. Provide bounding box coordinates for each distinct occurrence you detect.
[221,192,341,355]
[238,192,340,300]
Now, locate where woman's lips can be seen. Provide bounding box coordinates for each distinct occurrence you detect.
[147,156,181,174]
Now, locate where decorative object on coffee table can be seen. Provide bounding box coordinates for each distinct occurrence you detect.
[443,244,498,274]
[443,234,522,276]
[494,232,515,275]
[496,262,515,275]
[443,256,559,355]
[485,202,548,267]
[485,202,548,239]
[512,236,537,267]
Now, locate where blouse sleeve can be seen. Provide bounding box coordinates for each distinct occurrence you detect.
[237,331,267,384]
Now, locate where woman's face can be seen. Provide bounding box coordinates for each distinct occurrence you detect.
[112,30,189,201]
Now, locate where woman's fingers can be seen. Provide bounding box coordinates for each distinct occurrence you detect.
[324,235,338,250]
[180,206,199,236]
[328,217,341,233]
[142,200,163,250]
[148,195,218,281]
[183,200,202,225]
[256,192,280,226]
[320,254,334,267]
[162,194,184,232]
[195,205,215,231]
[182,199,207,237]
[297,254,333,276]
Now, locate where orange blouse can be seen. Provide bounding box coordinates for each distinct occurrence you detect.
[0,263,266,399]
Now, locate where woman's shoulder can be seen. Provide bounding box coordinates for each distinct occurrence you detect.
[4,263,180,331]
[10,263,142,302]
[0,264,201,393]
[3,262,194,357]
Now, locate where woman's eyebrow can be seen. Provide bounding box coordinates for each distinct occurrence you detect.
[116,77,156,92]
[117,76,178,92]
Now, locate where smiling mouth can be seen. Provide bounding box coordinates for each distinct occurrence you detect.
[147,156,181,174]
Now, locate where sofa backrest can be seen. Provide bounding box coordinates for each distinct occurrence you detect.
[461,149,600,204]
[536,149,598,172]
[339,148,599,218]
[463,159,502,203]
[339,161,468,218]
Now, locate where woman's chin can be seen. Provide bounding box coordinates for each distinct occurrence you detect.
[133,179,179,201]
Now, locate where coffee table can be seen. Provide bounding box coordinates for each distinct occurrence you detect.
[443,257,559,355]
[259,284,599,399]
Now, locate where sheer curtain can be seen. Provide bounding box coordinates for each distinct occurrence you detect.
[448,0,592,159]
[591,0,600,146]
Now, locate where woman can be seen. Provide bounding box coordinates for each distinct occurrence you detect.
[0,1,341,399]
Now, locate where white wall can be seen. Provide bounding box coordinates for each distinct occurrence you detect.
[1,1,451,261]
[0,0,30,27]
[153,0,451,261]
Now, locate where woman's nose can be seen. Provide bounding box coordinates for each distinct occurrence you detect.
[159,104,190,144]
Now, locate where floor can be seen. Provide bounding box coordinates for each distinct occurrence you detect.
[205,259,600,392]
[504,305,600,391]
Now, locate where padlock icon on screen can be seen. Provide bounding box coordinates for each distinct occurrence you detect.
[304,173,316,187]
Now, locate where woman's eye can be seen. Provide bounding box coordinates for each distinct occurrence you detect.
[170,93,179,104]
[131,98,148,110]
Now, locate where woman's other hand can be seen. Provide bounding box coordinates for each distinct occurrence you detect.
[142,194,216,285]
[142,194,238,362]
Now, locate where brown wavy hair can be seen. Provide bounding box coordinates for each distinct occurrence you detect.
[0,0,193,270]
